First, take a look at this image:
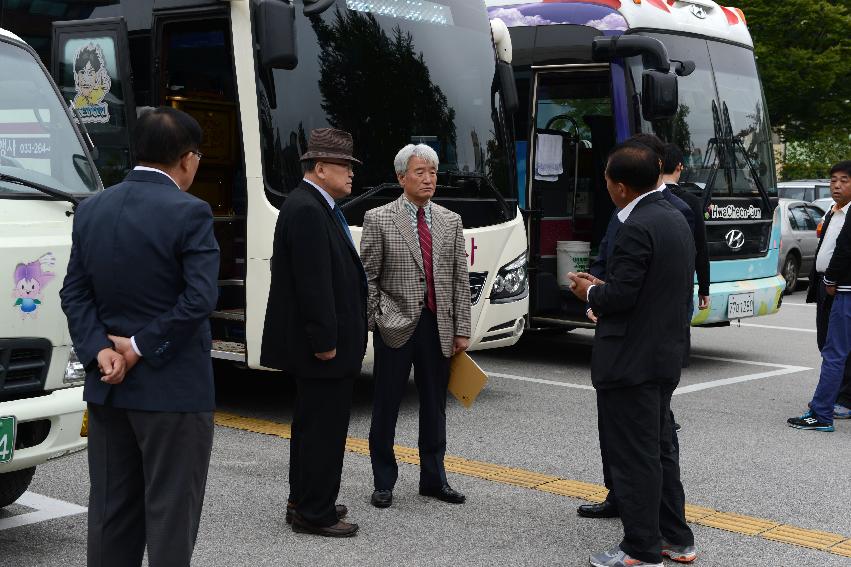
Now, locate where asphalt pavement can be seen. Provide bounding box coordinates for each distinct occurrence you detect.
[3,288,850,566]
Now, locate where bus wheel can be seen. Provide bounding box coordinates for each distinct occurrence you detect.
[0,467,36,508]
[782,255,799,295]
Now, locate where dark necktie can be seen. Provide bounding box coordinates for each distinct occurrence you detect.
[417,207,436,313]
[334,205,355,247]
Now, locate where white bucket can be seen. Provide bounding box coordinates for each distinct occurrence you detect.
[557,241,591,289]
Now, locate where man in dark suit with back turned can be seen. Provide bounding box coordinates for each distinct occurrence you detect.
[568,143,696,567]
[261,128,367,537]
[60,107,219,567]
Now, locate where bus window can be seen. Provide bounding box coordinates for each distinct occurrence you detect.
[256,0,516,228]
[52,17,135,187]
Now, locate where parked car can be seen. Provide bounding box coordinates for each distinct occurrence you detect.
[778,199,825,293]
[812,198,833,216]
[777,180,832,202]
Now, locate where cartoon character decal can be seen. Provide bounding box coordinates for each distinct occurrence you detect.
[12,253,56,319]
[70,42,111,124]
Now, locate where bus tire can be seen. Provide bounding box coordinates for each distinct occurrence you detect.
[0,467,36,508]
[782,254,800,295]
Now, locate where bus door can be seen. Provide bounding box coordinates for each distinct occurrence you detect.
[527,65,615,325]
[152,7,247,351]
[51,18,136,187]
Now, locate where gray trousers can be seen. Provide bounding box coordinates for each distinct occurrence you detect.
[86,403,214,567]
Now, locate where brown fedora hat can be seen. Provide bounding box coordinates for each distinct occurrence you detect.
[300,127,362,165]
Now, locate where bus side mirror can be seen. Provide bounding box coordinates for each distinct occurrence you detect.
[497,61,519,115]
[256,0,298,71]
[641,70,678,121]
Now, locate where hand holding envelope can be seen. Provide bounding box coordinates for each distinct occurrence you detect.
[448,352,488,408]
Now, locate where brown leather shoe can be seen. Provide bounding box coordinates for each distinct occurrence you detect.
[291,515,359,538]
[286,503,348,525]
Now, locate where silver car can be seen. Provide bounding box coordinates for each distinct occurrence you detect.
[777,180,832,202]
[778,199,827,293]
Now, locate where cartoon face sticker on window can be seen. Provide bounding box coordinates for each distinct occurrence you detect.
[71,43,111,124]
[12,253,56,320]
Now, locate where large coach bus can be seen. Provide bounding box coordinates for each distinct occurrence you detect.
[486,0,785,329]
[0,27,98,507]
[0,0,529,368]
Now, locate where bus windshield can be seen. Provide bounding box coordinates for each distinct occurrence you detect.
[0,40,99,196]
[257,0,515,226]
[627,33,777,199]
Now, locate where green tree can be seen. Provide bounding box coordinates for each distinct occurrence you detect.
[780,130,851,179]
[737,0,851,141]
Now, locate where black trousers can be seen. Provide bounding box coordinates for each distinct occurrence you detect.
[289,375,353,527]
[816,279,851,407]
[597,383,693,564]
[369,309,451,491]
[86,403,214,567]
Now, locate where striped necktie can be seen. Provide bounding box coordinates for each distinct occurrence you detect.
[417,207,436,313]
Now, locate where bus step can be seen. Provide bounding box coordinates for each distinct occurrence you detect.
[211,309,246,322]
[211,340,246,362]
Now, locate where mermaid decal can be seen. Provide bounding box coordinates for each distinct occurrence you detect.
[12,253,56,319]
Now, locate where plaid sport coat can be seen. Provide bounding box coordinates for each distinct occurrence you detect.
[360,195,472,357]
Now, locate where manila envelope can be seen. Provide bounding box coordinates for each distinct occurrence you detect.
[448,352,488,408]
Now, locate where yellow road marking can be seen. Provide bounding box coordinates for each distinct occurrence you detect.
[214,412,851,558]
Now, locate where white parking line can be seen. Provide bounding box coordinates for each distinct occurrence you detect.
[485,355,811,396]
[737,323,817,333]
[675,356,811,395]
[486,371,595,391]
[0,492,87,531]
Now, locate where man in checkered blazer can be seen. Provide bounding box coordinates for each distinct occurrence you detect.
[360,144,471,509]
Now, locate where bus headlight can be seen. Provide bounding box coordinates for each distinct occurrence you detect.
[490,253,528,303]
[63,347,86,385]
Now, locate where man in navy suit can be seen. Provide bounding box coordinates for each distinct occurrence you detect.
[61,107,219,567]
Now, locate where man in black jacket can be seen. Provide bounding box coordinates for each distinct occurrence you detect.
[790,161,851,430]
[260,128,367,537]
[806,161,851,419]
[568,143,695,567]
[662,143,710,315]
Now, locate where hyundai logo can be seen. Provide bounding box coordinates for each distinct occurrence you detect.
[690,4,708,19]
[725,229,745,251]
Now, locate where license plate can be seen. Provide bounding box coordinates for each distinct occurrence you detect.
[728,292,755,319]
[0,416,16,464]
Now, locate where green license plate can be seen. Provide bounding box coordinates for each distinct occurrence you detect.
[0,416,16,464]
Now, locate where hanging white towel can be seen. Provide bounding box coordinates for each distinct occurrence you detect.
[535,133,563,182]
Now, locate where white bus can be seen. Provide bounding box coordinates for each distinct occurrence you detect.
[0,27,98,507]
[3,0,530,368]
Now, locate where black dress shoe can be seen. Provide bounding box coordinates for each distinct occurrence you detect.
[371,490,393,508]
[577,500,619,518]
[286,503,347,525]
[419,484,466,504]
[291,515,358,538]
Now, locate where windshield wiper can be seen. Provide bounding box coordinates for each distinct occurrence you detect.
[0,172,80,212]
[702,102,772,214]
[339,182,402,211]
[440,170,511,221]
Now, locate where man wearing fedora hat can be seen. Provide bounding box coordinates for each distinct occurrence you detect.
[261,128,367,537]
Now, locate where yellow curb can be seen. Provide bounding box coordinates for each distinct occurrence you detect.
[214,412,851,559]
